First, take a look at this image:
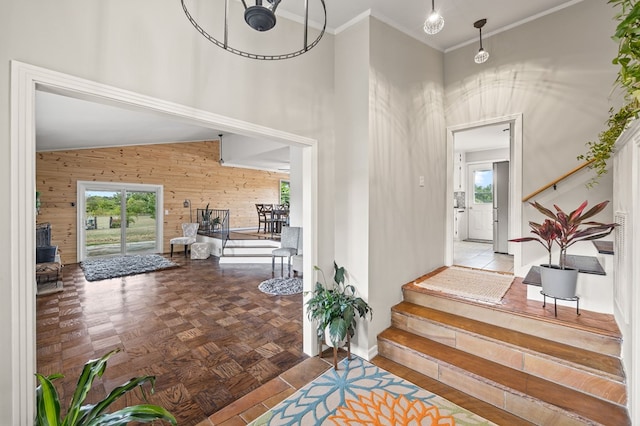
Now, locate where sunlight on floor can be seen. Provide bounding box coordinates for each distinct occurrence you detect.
[454,240,513,273]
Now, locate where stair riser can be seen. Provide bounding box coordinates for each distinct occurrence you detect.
[392,311,627,406]
[403,288,620,356]
[378,339,595,426]
[224,247,276,255]
[219,256,273,264]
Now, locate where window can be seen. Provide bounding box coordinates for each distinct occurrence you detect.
[473,170,493,204]
[280,180,290,205]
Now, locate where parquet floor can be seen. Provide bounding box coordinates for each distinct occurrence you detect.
[36,256,304,426]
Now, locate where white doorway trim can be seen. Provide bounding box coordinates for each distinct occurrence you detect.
[10,60,318,424]
[445,114,523,268]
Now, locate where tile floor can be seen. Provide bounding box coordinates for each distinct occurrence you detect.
[454,240,514,273]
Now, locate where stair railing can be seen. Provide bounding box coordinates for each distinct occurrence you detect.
[522,159,594,202]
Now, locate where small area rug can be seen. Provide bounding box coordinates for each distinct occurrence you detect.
[81,254,178,282]
[415,266,513,304]
[258,277,303,295]
[249,357,494,425]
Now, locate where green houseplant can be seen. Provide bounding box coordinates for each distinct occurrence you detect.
[579,0,640,186]
[510,200,617,298]
[305,262,372,348]
[35,349,176,426]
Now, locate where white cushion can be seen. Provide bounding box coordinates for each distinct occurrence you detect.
[170,236,196,245]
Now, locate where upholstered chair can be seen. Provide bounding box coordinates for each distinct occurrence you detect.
[272,226,301,276]
[170,223,199,257]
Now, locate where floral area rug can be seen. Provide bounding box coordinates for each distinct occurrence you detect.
[249,357,495,425]
[80,254,178,282]
[258,277,303,295]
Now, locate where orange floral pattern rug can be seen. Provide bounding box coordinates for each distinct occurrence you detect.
[249,357,494,425]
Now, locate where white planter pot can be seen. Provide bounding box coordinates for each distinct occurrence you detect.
[324,325,346,348]
[539,265,579,299]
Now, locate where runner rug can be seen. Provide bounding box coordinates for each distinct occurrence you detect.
[80,254,178,282]
[249,356,494,425]
[415,266,513,304]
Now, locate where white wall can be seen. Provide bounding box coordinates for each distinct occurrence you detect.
[334,17,371,357]
[444,0,619,270]
[367,17,446,356]
[1,0,335,420]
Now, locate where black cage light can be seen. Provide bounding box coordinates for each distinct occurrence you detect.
[181,0,327,60]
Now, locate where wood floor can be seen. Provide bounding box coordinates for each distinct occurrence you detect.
[37,258,622,425]
[36,257,304,426]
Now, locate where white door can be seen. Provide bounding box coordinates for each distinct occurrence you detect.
[467,163,494,241]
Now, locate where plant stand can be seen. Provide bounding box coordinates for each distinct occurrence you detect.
[541,290,580,317]
[318,333,351,370]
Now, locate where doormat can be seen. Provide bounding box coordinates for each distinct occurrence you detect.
[81,254,178,282]
[258,277,303,295]
[249,356,494,425]
[415,266,513,304]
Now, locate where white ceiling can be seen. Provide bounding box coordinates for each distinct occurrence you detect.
[35,0,576,168]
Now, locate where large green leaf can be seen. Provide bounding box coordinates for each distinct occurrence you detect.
[79,375,157,424]
[35,373,62,426]
[63,349,120,426]
[84,405,177,426]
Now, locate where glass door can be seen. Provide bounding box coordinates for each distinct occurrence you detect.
[124,190,157,255]
[78,182,164,261]
[84,189,123,258]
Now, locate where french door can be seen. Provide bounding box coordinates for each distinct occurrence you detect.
[77,181,164,261]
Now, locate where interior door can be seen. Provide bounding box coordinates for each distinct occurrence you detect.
[467,163,494,241]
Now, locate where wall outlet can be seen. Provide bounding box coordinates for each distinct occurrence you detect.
[419,176,425,187]
[165,209,169,215]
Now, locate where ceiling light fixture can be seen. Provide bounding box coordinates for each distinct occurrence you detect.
[181,0,327,60]
[218,134,225,165]
[473,18,489,64]
[423,0,444,35]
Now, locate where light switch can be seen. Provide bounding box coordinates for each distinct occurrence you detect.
[165,209,169,215]
[419,176,425,187]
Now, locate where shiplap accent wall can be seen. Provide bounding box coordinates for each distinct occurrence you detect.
[36,140,288,262]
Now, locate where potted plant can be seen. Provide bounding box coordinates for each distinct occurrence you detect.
[35,348,176,426]
[201,203,212,230]
[305,262,372,350]
[510,200,617,298]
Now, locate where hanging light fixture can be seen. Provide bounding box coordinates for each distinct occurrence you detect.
[218,134,225,165]
[473,18,489,64]
[181,0,327,60]
[423,0,444,35]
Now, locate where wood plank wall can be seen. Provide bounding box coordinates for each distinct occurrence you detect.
[36,140,288,263]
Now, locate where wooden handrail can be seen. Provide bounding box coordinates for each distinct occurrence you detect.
[522,159,595,202]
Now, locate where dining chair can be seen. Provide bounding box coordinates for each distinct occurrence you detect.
[272,226,301,277]
[256,204,274,234]
[170,222,199,257]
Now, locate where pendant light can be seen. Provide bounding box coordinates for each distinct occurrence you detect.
[473,19,489,64]
[423,0,444,35]
[181,0,327,60]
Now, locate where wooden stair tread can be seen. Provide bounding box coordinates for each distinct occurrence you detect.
[403,278,622,340]
[394,301,624,379]
[379,327,629,425]
[370,356,535,426]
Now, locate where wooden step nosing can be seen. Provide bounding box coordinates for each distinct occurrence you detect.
[402,287,621,355]
[392,305,625,383]
[378,329,629,424]
[377,338,600,426]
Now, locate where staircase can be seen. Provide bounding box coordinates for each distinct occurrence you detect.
[375,274,630,425]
